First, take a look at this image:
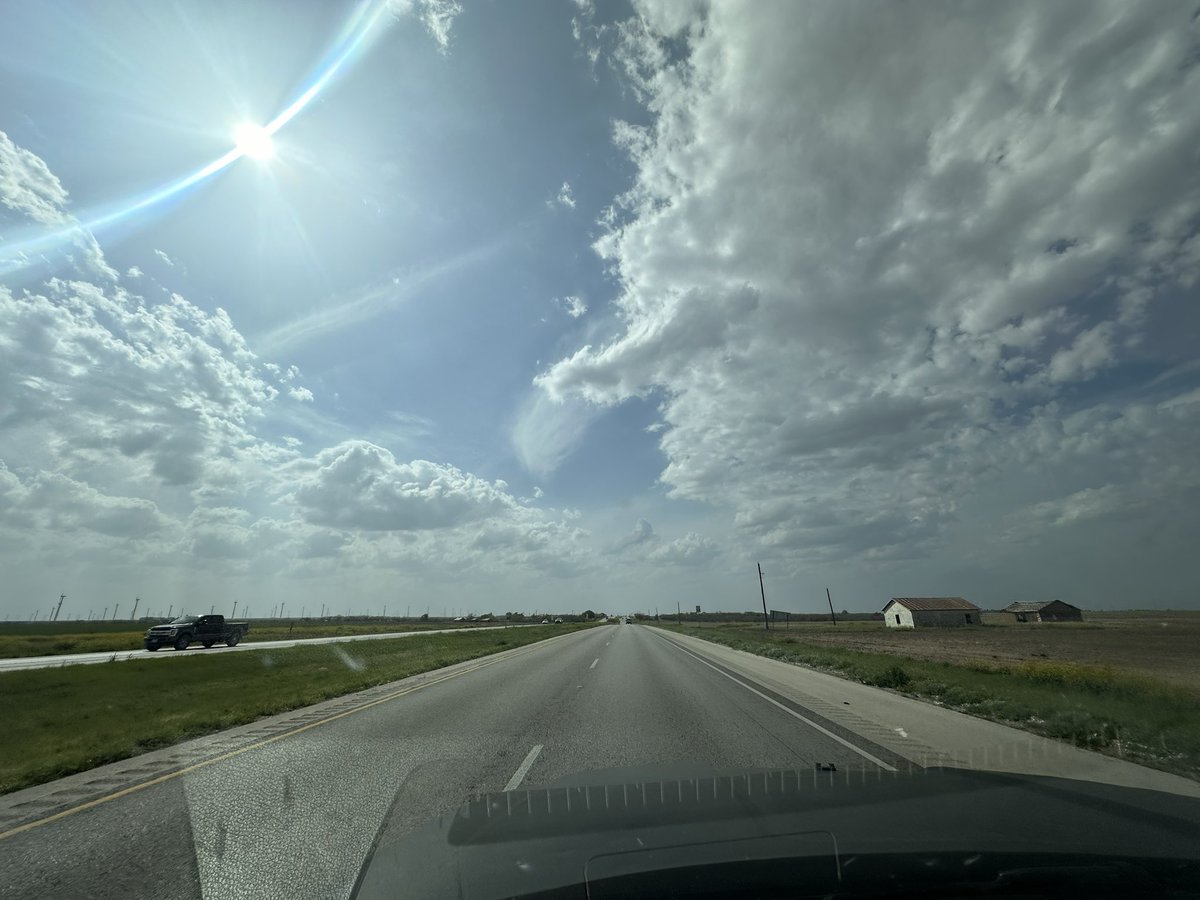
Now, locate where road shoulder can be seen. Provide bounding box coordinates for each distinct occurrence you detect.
[650,627,1200,798]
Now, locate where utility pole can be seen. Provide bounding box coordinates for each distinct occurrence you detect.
[167,604,173,619]
[280,602,286,618]
[758,563,769,631]
[406,605,411,619]
[88,610,93,621]
[383,605,387,619]
[232,601,238,619]
[102,606,108,621]
[826,587,838,625]
[113,603,120,621]
[131,597,140,621]
[54,593,66,621]
[31,610,38,622]
[210,604,214,614]
[301,606,306,618]
[677,601,682,625]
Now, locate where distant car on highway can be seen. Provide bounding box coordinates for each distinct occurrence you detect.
[144,614,250,651]
[540,618,549,624]
[554,617,563,624]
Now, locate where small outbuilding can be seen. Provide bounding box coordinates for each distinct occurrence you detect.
[1001,600,1083,623]
[883,597,980,628]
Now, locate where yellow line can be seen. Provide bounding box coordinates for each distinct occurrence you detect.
[0,634,574,841]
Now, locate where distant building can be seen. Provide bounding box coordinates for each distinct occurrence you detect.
[883,597,980,628]
[1001,600,1083,623]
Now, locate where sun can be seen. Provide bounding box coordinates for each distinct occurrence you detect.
[233,123,275,161]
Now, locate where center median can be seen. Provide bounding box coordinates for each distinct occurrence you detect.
[1,624,595,795]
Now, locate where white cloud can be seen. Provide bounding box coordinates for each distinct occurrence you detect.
[557,294,588,318]
[153,249,174,267]
[288,385,315,403]
[540,1,1200,567]
[286,441,519,531]
[0,131,70,227]
[126,266,143,278]
[551,181,576,209]
[388,0,462,51]
[608,517,719,567]
[510,391,600,478]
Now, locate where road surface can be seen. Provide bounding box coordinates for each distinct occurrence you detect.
[0,624,535,672]
[1,623,1194,899]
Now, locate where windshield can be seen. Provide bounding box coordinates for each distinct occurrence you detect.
[1,2,1197,898]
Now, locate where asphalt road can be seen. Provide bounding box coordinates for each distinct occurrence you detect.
[0,623,906,899]
[0,624,535,672]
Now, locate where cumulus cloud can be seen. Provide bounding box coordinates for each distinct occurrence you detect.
[0,134,597,594]
[608,518,719,566]
[540,1,1200,565]
[0,131,70,227]
[153,249,173,267]
[286,441,520,531]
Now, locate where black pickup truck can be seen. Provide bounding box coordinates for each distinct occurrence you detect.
[144,614,250,651]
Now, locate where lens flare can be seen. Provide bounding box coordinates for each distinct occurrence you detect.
[1,0,392,275]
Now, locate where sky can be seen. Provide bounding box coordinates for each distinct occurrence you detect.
[0,0,1198,621]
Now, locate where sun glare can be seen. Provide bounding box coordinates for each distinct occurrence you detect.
[234,123,275,161]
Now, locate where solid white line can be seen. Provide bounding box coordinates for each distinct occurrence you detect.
[659,635,897,772]
[589,658,599,669]
[503,744,544,792]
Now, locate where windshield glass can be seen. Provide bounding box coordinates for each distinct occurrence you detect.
[1,2,1197,898]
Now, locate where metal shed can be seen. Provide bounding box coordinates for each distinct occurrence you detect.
[1001,600,1083,623]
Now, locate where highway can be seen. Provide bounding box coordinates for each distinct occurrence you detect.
[2,623,1194,899]
[0,624,903,898]
[0,624,535,672]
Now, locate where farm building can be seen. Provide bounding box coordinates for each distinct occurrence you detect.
[883,597,981,628]
[1001,600,1083,623]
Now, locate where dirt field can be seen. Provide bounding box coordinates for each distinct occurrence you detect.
[756,610,1200,691]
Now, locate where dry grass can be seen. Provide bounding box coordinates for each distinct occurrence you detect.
[750,611,1200,691]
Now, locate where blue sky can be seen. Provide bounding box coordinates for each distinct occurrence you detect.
[1,1,1198,620]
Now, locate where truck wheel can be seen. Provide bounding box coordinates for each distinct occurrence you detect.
[202,642,214,649]
[174,635,191,651]
[226,633,241,647]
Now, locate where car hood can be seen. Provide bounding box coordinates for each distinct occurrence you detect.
[351,765,1200,898]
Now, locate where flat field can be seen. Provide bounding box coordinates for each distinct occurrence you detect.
[747,611,1200,691]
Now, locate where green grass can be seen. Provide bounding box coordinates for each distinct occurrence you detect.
[1,624,587,795]
[0,619,517,658]
[659,623,1200,782]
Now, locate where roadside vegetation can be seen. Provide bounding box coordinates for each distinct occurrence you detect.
[657,621,1200,783]
[0,616,560,659]
[1,624,590,794]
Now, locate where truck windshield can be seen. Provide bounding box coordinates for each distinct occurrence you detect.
[169,616,198,625]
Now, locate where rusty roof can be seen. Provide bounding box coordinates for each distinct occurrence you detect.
[886,597,979,612]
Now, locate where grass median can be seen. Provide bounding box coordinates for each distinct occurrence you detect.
[657,623,1200,783]
[0,619,526,658]
[1,624,591,795]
